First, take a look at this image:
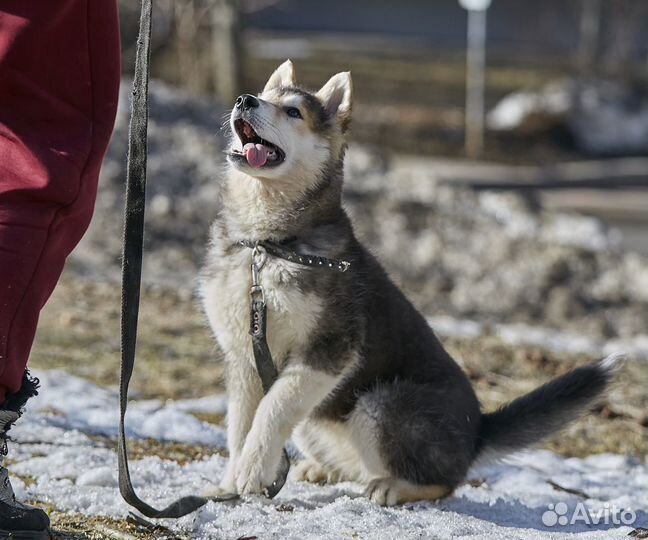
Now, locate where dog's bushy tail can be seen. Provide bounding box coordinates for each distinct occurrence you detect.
[476,353,623,458]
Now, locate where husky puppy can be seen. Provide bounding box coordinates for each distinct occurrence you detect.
[200,60,620,506]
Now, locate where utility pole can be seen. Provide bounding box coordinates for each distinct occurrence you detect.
[459,0,491,158]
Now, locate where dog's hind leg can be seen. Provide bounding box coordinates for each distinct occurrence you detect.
[293,419,366,484]
[293,459,344,484]
[365,478,451,506]
[347,379,481,506]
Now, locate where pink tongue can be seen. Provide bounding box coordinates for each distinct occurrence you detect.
[244,143,270,168]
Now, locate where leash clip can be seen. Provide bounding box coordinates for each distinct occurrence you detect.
[252,243,267,270]
[250,244,267,304]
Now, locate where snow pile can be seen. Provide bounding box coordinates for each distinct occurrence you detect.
[487,78,648,154]
[346,174,648,342]
[429,316,648,360]
[487,80,572,132]
[8,371,647,539]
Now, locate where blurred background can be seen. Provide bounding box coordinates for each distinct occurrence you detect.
[32,1,647,461]
[119,0,648,158]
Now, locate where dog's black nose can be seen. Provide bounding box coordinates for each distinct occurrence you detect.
[235,94,259,110]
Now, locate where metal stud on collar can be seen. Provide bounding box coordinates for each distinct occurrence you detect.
[237,239,351,273]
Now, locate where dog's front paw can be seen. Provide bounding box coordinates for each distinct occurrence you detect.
[205,460,238,496]
[203,483,238,498]
[235,447,277,495]
[202,458,239,498]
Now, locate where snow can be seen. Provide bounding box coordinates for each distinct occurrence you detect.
[427,316,648,362]
[487,78,648,153]
[16,371,227,447]
[486,81,571,131]
[8,371,647,539]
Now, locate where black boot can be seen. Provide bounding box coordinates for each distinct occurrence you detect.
[0,373,50,539]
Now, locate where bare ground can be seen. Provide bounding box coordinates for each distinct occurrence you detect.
[48,512,190,540]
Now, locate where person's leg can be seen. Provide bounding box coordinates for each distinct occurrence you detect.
[0,0,121,402]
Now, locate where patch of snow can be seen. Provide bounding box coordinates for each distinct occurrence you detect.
[479,192,538,240]
[428,315,648,362]
[494,323,601,358]
[488,77,648,154]
[487,81,571,131]
[478,192,613,252]
[604,335,648,360]
[428,316,484,340]
[541,214,610,252]
[170,395,228,415]
[15,370,227,447]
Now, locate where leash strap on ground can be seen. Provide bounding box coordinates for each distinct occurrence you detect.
[117,0,237,518]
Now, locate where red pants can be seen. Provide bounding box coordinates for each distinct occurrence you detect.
[0,1,121,402]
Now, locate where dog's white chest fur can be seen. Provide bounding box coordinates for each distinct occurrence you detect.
[201,244,322,368]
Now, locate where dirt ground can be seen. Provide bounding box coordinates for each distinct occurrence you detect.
[27,271,647,539]
[48,512,190,540]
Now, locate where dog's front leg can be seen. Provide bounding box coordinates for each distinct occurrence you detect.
[235,362,339,495]
[217,360,264,494]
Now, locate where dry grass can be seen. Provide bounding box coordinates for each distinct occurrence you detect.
[48,511,188,540]
[445,336,648,458]
[31,273,223,400]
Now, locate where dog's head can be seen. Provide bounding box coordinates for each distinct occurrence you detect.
[227,60,352,190]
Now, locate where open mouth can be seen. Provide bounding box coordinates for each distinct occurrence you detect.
[229,119,285,169]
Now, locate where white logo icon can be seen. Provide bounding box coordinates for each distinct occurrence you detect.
[542,502,569,526]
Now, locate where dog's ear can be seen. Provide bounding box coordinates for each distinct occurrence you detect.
[316,71,353,131]
[262,59,296,93]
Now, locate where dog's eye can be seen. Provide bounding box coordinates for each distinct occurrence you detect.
[285,107,302,119]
